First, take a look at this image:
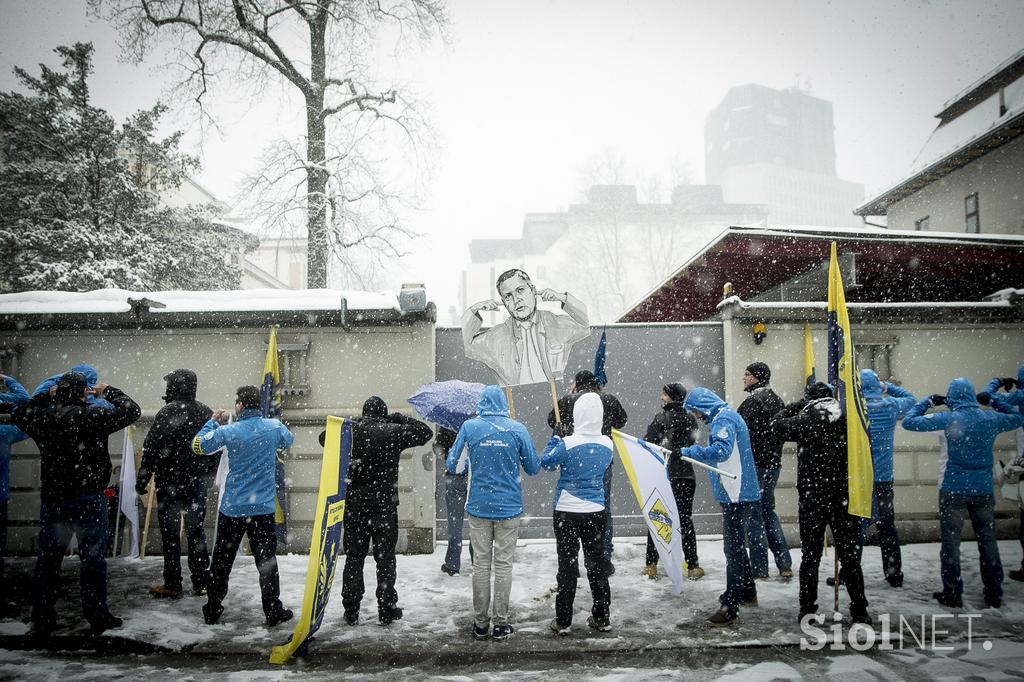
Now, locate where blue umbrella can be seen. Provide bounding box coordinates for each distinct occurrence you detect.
[408,380,486,432]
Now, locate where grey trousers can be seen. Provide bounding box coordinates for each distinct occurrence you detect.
[469,515,520,626]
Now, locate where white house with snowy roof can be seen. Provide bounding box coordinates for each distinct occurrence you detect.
[855,47,1024,235]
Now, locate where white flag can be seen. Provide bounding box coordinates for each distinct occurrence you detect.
[118,426,140,558]
[611,430,686,596]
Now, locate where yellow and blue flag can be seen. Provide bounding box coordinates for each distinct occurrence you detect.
[827,242,873,519]
[803,323,816,387]
[261,327,289,546]
[269,416,352,664]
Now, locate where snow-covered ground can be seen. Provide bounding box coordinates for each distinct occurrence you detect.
[2,538,1024,680]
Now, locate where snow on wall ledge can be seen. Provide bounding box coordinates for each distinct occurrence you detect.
[0,288,400,315]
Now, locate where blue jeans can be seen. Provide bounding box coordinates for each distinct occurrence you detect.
[720,502,758,616]
[33,493,112,627]
[740,498,769,578]
[756,467,792,572]
[443,473,471,570]
[938,490,1003,605]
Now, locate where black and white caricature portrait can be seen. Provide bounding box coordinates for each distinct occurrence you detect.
[462,268,589,386]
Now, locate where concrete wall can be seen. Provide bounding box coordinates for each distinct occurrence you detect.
[887,134,1024,235]
[720,306,1022,544]
[5,318,436,556]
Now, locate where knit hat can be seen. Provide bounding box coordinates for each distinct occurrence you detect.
[55,371,88,403]
[662,382,687,404]
[745,362,771,385]
[574,370,600,391]
[362,396,389,420]
[804,381,834,401]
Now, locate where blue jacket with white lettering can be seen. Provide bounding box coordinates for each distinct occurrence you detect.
[446,385,540,520]
[192,408,293,517]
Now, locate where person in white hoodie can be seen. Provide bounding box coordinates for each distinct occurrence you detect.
[540,392,615,635]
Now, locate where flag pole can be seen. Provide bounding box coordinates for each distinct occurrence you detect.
[612,430,738,479]
[113,470,123,557]
[833,529,840,613]
[140,475,156,559]
[503,386,516,419]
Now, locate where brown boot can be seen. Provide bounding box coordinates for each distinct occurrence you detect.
[641,564,659,580]
[149,585,183,599]
[687,566,705,580]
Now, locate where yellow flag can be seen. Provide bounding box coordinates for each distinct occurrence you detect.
[803,323,816,387]
[269,416,351,664]
[827,242,873,519]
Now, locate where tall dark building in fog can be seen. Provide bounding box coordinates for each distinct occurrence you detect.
[704,84,863,227]
[705,84,837,181]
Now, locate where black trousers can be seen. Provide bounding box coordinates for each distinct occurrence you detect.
[156,480,211,591]
[554,510,610,627]
[645,477,699,568]
[798,492,867,616]
[341,504,398,616]
[0,500,7,602]
[208,512,282,619]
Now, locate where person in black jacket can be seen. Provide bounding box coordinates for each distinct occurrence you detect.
[771,382,869,624]
[338,397,432,626]
[737,362,792,579]
[136,369,218,599]
[14,371,141,637]
[547,370,628,572]
[642,383,703,581]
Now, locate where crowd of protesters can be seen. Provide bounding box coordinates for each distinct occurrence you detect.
[0,359,1021,643]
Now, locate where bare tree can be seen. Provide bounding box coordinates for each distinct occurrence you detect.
[94,0,448,288]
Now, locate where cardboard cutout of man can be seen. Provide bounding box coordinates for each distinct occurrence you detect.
[462,269,589,386]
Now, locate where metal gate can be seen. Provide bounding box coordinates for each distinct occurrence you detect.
[434,323,726,540]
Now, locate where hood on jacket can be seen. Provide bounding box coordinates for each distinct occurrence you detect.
[163,369,198,402]
[946,377,980,410]
[683,387,727,421]
[572,392,604,436]
[477,385,510,418]
[860,369,883,399]
[663,382,687,404]
[806,397,842,423]
[804,381,834,402]
[70,363,99,387]
[362,396,389,420]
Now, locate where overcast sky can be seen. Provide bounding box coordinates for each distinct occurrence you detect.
[2,0,1023,310]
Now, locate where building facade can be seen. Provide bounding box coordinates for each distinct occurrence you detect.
[856,48,1024,235]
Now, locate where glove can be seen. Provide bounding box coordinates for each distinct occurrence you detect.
[1002,377,1018,392]
[553,423,567,438]
[977,393,991,406]
[1005,465,1024,484]
[929,394,946,406]
[135,481,150,497]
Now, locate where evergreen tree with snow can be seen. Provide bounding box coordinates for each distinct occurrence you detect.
[0,43,252,293]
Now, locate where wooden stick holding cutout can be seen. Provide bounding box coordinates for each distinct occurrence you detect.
[503,386,516,419]
[548,378,561,426]
[140,475,156,559]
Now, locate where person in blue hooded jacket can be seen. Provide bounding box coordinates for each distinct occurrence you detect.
[980,363,1024,582]
[859,369,917,588]
[191,385,294,627]
[680,387,764,626]
[0,373,30,611]
[541,392,615,636]
[903,377,1023,608]
[446,385,540,642]
[32,363,114,410]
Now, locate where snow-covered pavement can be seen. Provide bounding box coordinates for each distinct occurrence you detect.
[2,538,1024,679]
